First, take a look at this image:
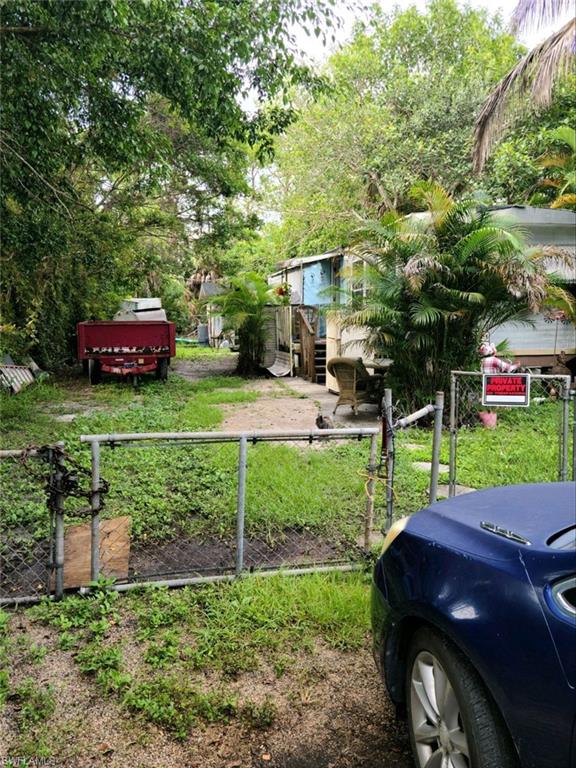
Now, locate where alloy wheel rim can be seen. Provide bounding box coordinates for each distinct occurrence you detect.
[410,650,470,768]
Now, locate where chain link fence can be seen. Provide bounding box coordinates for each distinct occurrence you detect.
[1,428,381,604]
[84,429,380,592]
[448,371,574,495]
[0,446,63,604]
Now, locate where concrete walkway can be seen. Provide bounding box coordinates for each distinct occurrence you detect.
[282,377,381,429]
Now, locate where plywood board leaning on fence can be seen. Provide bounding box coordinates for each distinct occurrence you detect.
[52,516,131,589]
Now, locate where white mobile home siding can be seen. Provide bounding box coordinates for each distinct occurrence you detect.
[489,207,576,361]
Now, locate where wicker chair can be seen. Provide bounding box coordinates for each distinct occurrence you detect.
[327,357,386,415]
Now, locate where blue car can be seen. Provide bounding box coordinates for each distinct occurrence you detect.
[371,482,576,768]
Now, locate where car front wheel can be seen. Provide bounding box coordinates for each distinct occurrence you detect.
[406,627,518,768]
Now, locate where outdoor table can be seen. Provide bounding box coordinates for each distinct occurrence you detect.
[363,358,392,374]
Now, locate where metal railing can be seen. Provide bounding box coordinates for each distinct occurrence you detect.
[381,389,445,531]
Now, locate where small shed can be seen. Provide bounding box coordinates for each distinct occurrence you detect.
[199,282,226,346]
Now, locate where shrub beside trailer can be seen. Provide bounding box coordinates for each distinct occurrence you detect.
[77,319,176,384]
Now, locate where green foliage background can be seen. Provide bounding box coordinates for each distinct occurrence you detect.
[0,0,334,366]
[265,0,524,259]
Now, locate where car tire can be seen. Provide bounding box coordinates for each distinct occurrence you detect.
[88,359,101,385]
[156,358,168,381]
[405,627,518,768]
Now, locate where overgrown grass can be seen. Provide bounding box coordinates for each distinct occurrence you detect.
[2,369,566,546]
[0,370,380,544]
[18,571,369,742]
[0,373,258,541]
[175,344,232,360]
[400,400,568,490]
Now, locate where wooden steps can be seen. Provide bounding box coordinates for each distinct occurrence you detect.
[314,339,326,384]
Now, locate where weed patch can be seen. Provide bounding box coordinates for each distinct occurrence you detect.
[12,678,55,730]
[124,677,238,738]
[240,696,277,728]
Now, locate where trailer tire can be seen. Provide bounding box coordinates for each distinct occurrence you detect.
[156,358,169,381]
[88,359,101,385]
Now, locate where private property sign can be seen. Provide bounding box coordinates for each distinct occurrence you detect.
[482,373,531,407]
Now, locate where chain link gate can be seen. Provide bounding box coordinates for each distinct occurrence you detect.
[448,371,573,496]
[1,428,382,604]
[78,428,380,593]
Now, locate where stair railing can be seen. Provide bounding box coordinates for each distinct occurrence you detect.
[297,306,317,382]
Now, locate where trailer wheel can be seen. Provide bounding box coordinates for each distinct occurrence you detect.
[156,358,169,381]
[88,359,101,385]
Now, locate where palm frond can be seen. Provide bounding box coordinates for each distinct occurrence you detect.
[473,17,576,172]
[540,176,563,188]
[340,304,401,330]
[537,153,571,169]
[551,192,576,208]
[410,181,454,226]
[525,244,574,266]
[403,254,446,293]
[511,0,574,31]
[543,285,576,321]
[433,285,486,305]
[548,125,576,152]
[409,299,444,327]
[455,226,521,261]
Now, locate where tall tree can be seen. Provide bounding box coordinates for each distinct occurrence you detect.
[473,0,575,171]
[0,0,335,365]
[266,0,522,259]
[482,81,576,203]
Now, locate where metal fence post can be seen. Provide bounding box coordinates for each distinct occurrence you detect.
[90,440,101,582]
[429,391,444,504]
[53,446,66,599]
[572,389,576,482]
[448,374,457,498]
[363,433,379,549]
[235,436,248,577]
[384,388,394,533]
[560,383,570,482]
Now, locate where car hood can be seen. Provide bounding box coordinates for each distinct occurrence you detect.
[407,482,576,686]
[411,482,575,559]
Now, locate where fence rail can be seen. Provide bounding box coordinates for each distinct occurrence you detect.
[1,429,380,605]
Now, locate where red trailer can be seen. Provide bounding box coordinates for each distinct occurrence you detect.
[77,320,176,384]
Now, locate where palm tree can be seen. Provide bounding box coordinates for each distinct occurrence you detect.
[535,125,576,209]
[340,182,572,408]
[209,272,278,376]
[473,0,575,171]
